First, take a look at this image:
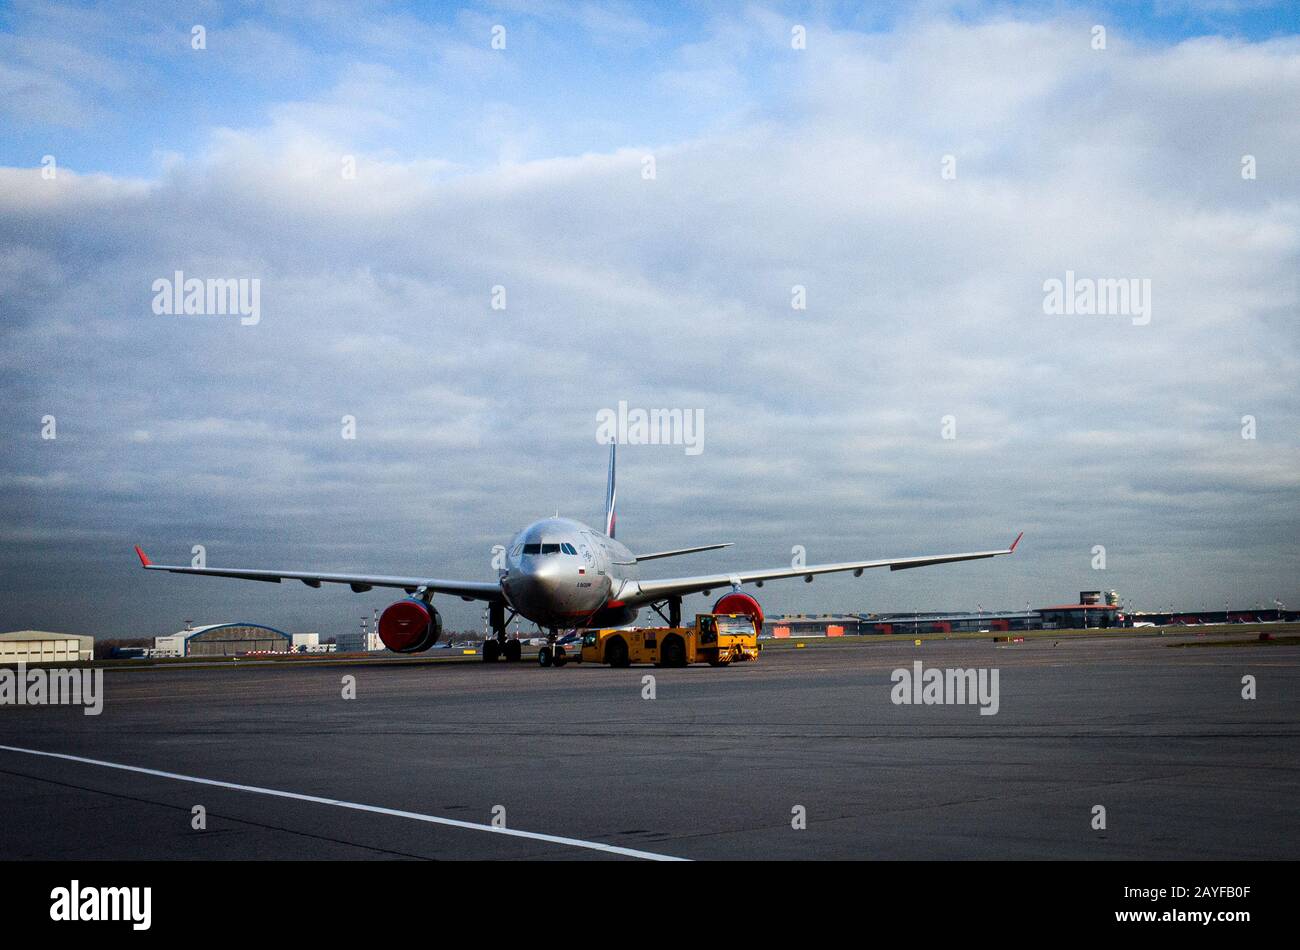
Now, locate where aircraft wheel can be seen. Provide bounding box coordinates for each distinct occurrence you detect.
[538,645,552,667]
[503,639,521,662]
[553,645,568,667]
[483,639,500,662]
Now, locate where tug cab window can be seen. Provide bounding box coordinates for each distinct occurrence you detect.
[700,615,717,643]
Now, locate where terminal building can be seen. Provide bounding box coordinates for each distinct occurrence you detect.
[767,591,1127,636]
[866,610,1042,635]
[0,631,94,664]
[154,622,292,657]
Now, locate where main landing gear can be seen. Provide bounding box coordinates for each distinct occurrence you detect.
[650,596,682,628]
[482,601,522,663]
[538,628,567,668]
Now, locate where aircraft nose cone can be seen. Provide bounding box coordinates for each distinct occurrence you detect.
[507,559,566,607]
[528,561,565,594]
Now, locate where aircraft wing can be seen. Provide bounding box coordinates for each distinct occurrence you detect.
[619,533,1022,606]
[134,546,503,602]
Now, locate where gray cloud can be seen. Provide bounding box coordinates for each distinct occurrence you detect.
[1,12,1297,639]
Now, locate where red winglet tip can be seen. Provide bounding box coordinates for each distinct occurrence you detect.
[1009,531,1024,553]
[134,545,151,567]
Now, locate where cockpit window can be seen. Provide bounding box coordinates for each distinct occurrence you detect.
[522,541,577,556]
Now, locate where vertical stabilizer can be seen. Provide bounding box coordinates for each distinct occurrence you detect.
[604,443,617,538]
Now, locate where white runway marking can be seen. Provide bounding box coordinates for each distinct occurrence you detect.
[0,743,688,861]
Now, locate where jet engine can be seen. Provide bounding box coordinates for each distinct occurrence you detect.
[377,598,443,653]
[712,591,764,634]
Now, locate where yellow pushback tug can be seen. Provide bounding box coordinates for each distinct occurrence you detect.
[580,613,760,667]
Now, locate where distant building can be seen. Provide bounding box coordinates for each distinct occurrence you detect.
[1036,603,1119,629]
[0,631,94,664]
[1130,607,1296,626]
[767,615,863,637]
[333,632,361,652]
[866,611,1039,635]
[154,622,291,657]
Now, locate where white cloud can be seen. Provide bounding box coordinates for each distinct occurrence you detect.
[0,9,1297,637]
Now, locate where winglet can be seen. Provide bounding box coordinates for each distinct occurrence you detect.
[134,545,152,567]
[1009,531,1024,553]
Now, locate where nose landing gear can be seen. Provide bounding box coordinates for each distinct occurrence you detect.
[538,629,567,667]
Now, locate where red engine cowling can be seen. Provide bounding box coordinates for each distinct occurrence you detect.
[712,591,764,634]
[378,599,443,653]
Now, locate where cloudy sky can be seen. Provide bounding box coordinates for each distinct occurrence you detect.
[1,0,1297,639]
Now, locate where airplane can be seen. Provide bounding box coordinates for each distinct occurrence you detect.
[135,444,1022,666]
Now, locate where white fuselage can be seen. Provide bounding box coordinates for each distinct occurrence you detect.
[499,517,640,629]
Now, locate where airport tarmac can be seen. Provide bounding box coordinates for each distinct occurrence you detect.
[1,633,1296,860]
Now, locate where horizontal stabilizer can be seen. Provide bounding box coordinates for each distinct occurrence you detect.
[634,542,733,562]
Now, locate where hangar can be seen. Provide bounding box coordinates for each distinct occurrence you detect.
[155,622,291,657]
[0,631,94,664]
